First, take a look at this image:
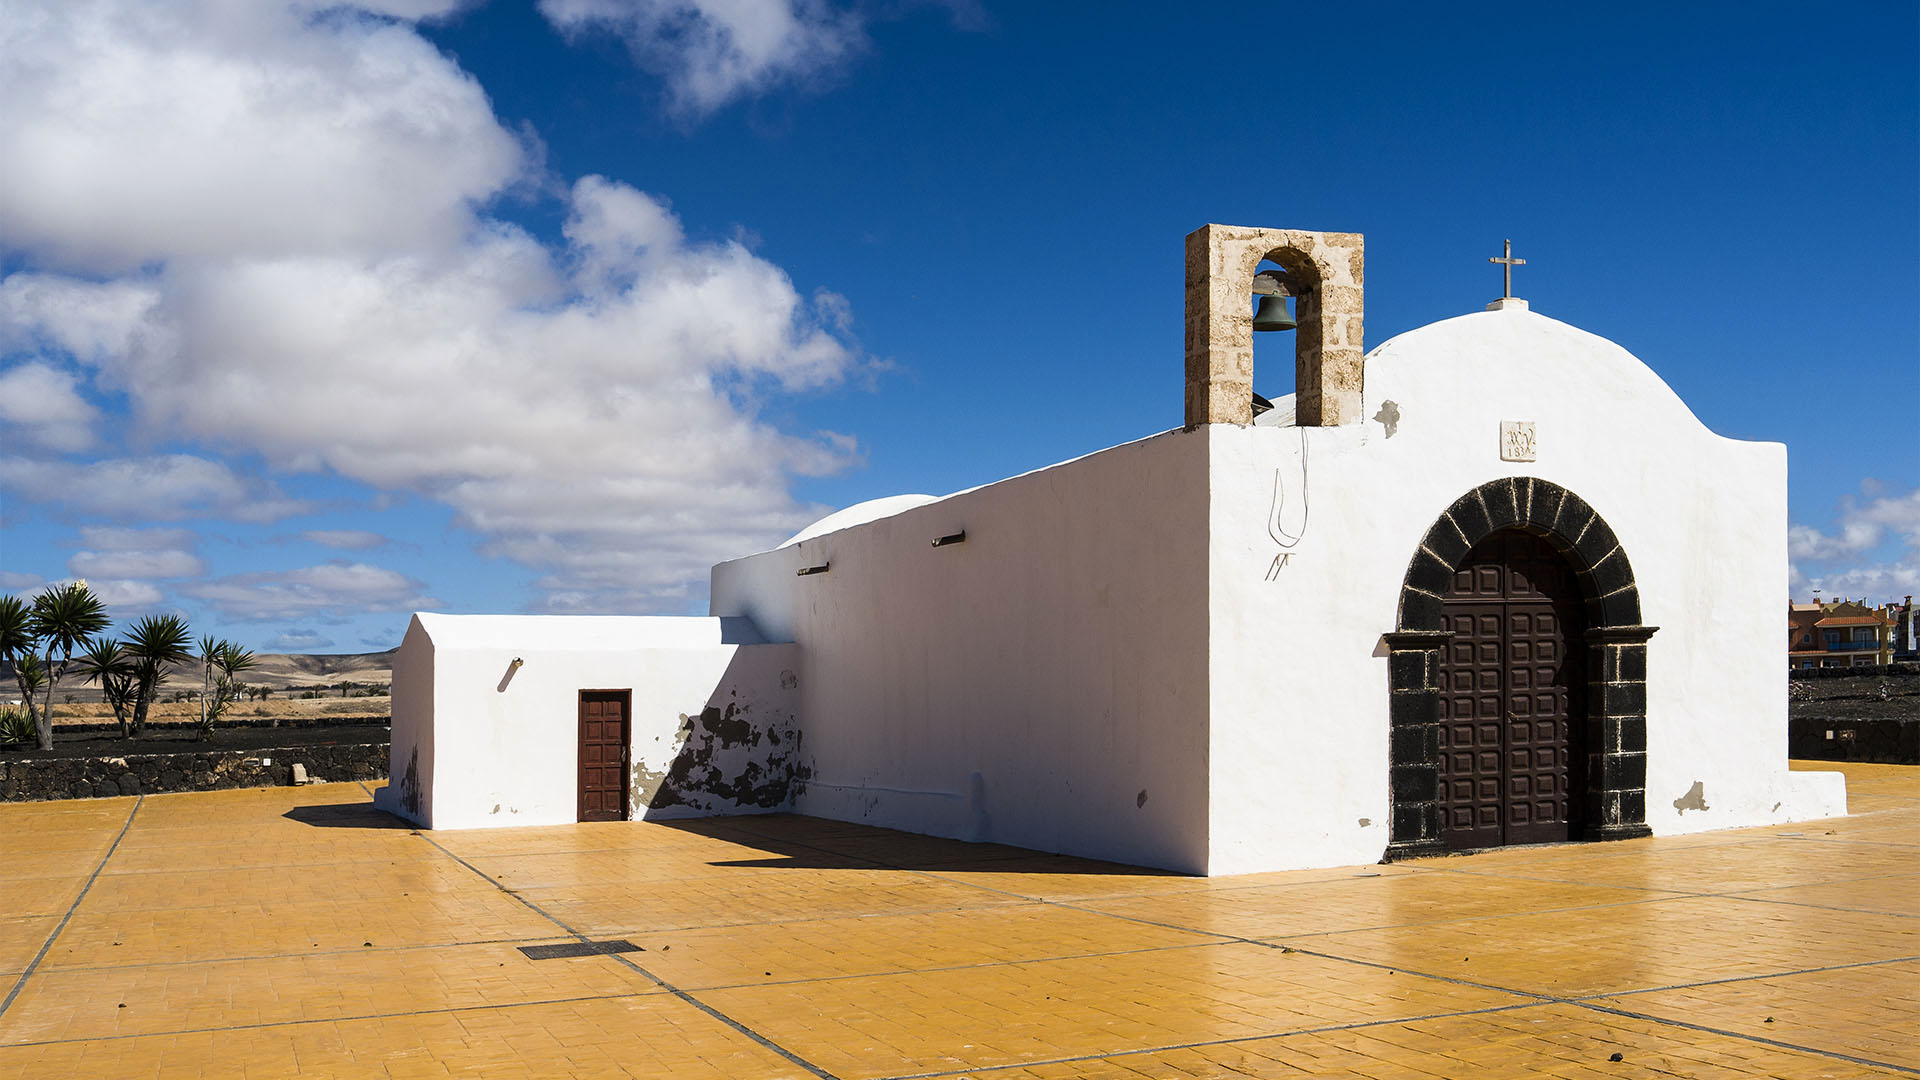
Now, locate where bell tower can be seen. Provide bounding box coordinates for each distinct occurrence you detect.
[1184,225,1364,427]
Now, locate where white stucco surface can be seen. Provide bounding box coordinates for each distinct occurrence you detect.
[712,431,1215,873]
[1203,308,1843,874]
[380,613,798,830]
[709,305,1843,875]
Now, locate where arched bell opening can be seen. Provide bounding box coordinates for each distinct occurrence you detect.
[1250,257,1306,411]
[1254,247,1326,416]
[1383,477,1658,860]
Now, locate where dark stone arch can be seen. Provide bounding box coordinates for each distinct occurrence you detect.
[1384,477,1658,860]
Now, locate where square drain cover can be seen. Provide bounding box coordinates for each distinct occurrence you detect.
[519,940,641,960]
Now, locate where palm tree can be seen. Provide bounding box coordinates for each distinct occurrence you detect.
[74,636,137,738]
[0,596,38,736]
[197,638,257,736]
[25,582,109,750]
[198,634,219,732]
[125,615,192,737]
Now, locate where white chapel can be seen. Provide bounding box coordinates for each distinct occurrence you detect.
[380,225,1846,875]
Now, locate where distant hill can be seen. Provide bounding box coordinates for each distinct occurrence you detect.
[2,649,395,702]
[236,650,396,689]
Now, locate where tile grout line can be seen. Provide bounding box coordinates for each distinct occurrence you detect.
[1570,1001,1920,1075]
[713,817,1920,1075]
[363,783,842,1080]
[0,794,143,1020]
[27,934,596,976]
[1720,893,1920,920]
[0,990,669,1049]
[1051,901,1920,1073]
[1414,861,1920,906]
[0,940,1245,1049]
[868,1000,1551,1080]
[1568,954,1920,1002]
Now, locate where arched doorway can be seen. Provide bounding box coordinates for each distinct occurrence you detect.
[1438,530,1587,850]
[1384,477,1658,860]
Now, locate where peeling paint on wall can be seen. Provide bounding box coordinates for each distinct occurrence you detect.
[634,694,803,814]
[398,745,420,815]
[1672,781,1710,814]
[1373,400,1400,438]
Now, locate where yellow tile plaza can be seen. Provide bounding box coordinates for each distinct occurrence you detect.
[1,762,1913,1078]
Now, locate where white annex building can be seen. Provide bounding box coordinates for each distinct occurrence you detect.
[379,225,1847,875]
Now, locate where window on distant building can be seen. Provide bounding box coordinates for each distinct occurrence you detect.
[1824,629,1841,648]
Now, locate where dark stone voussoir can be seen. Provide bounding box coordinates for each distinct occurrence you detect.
[1422,518,1471,568]
[1447,491,1492,547]
[1479,478,1521,530]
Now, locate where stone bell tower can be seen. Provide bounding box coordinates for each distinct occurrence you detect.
[1184,225,1364,428]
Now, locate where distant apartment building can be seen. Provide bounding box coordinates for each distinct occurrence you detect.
[1891,595,1917,662]
[1788,598,1896,669]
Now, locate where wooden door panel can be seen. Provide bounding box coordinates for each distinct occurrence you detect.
[578,691,630,823]
[1437,530,1586,850]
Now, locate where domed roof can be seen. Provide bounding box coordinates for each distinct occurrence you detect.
[1252,392,1297,428]
[779,494,942,548]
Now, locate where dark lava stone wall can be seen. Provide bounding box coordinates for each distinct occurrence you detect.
[1788,718,1919,765]
[1788,666,1920,765]
[0,742,389,802]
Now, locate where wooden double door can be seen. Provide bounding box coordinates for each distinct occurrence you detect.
[1438,530,1588,850]
[578,690,630,822]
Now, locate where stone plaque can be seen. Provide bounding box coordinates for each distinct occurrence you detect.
[1500,421,1536,462]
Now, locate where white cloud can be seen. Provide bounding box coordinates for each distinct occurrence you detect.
[0,570,163,612]
[302,529,389,550]
[0,0,866,612]
[0,274,164,361]
[0,0,528,273]
[0,361,99,451]
[76,525,197,551]
[180,562,435,621]
[6,178,858,605]
[86,579,166,610]
[0,455,309,522]
[1789,486,1920,602]
[1788,522,1876,561]
[267,628,336,650]
[69,548,205,579]
[1797,558,1920,603]
[539,0,862,116]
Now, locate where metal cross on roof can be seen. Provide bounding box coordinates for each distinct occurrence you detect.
[1490,239,1525,299]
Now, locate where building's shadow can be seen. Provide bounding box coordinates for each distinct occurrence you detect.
[654,815,1179,878]
[282,802,413,829]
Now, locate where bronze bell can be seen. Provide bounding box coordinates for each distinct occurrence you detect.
[1252,294,1296,332]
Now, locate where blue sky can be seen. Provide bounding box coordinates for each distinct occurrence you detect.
[2,0,1915,654]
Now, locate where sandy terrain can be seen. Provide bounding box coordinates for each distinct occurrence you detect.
[36,697,391,727]
[4,650,395,727]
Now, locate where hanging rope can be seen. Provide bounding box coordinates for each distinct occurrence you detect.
[1267,427,1310,550]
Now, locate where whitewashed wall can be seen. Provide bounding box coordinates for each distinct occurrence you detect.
[711,432,1215,873]
[711,305,1842,876]
[386,620,436,823]
[1204,307,1844,873]
[379,614,799,829]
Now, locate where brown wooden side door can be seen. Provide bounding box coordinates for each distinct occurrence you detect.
[577,690,630,822]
